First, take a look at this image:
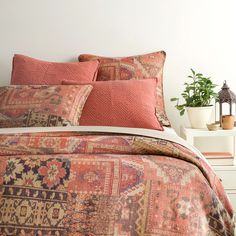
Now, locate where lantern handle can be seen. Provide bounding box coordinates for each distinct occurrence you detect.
[222,80,229,89]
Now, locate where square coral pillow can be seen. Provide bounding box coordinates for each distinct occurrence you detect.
[11,54,99,85]
[79,51,170,126]
[62,79,163,130]
[0,85,92,127]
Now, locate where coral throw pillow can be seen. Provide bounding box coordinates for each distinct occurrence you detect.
[0,85,92,127]
[62,79,163,130]
[11,54,99,85]
[79,51,170,126]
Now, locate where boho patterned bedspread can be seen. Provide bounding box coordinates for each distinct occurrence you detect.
[0,131,234,235]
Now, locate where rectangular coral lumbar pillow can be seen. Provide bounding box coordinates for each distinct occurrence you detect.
[0,85,93,127]
[11,54,99,85]
[78,51,170,126]
[62,79,163,130]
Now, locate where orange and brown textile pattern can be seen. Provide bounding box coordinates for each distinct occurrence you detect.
[0,85,92,128]
[0,132,234,235]
[79,51,170,126]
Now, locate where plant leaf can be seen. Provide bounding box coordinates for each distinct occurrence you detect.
[190,68,195,75]
[170,98,179,101]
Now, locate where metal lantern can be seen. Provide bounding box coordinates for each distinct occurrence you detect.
[216,80,236,125]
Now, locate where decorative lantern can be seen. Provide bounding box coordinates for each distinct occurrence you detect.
[216,80,236,125]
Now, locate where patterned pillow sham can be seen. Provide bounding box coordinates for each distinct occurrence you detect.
[11,54,99,85]
[78,51,170,126]
[0,85,92,128]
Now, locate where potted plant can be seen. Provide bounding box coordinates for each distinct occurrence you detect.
[171,69,218,128]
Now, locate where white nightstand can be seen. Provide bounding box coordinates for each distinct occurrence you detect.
[182,127,236,215]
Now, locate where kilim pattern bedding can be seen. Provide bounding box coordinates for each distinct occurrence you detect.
[79,51,170,127]
[0,129,234,235]
[0,85,93,128]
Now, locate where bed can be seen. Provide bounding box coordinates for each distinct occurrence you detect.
[0,52,235,235]
[0,126,234,235]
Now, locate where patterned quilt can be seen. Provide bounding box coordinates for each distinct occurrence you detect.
[0,131,234,235]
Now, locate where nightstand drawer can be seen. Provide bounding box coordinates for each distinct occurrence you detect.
[214,169,236,190]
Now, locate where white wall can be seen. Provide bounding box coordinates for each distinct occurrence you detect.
[1,0,236,135]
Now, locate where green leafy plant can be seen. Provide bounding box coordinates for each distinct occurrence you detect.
[171,69,218,116]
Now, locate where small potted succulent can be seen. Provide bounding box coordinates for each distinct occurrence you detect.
[171,69,218,128]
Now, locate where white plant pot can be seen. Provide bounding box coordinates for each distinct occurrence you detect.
[187,106,213,129]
